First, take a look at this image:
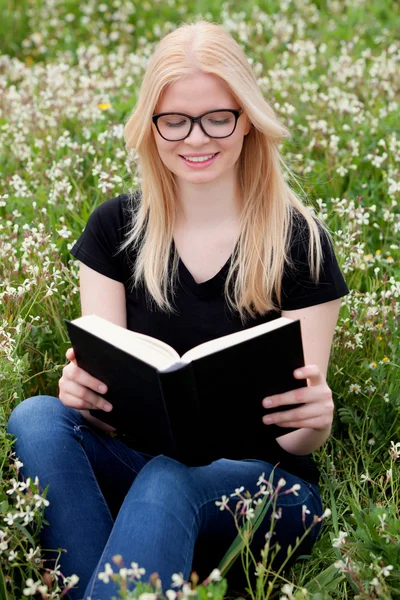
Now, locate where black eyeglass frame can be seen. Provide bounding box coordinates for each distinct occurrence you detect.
[152,108,244,141]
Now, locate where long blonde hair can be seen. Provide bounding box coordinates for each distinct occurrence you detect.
[119,20,325,323]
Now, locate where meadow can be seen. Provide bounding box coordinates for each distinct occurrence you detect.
[0,0,399,598]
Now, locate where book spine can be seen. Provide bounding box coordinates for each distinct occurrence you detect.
[158,364,204,466]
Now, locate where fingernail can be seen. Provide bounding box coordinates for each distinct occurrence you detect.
[294,369,303,377]
[263,399,272,407]
[103,402,113,412]
[98,384,107,394]
[263,417,273,424]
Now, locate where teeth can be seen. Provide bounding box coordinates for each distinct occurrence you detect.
[183,154,216,162]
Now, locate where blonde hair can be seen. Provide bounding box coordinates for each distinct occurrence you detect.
[119,20,326,323]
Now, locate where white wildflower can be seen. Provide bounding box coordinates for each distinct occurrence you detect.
[171,572,185,587]
[23,579,39,596]
[98,563,114,584]
[130,561,146,579]
[332,531,348,547]
[215,495,229,511]
[208,568,222,582]
[230,486,245,497]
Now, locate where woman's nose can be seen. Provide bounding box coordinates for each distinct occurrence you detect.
[184,122,210,145]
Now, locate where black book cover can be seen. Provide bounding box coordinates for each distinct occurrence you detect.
[65,319,306,465]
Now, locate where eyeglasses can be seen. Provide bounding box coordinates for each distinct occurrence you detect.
[152,109,243,141]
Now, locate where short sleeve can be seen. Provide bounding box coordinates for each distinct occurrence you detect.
[280,216,349,311]
[70,194,132,283]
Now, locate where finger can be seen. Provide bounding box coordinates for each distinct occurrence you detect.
[59,393,97,411]
[263,402,318,425]
[64,363,108,396]
[262,385,310,408]
[293,365,324,386]
[273,416,331,430]
[66,347,76,361]
[62,381,113,412]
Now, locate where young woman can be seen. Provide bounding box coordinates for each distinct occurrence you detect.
[7,20,349,600]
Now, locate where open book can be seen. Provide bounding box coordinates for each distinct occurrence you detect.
[65,315,306,465]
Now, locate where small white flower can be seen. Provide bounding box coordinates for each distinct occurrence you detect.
[6,479,19,495]
[171,572,185,587]
[245,507,255,520]
[289,483,301,496]
[23,579,38,596]
[301,504,311,523]
[348,383,361,395]
[208,568,222,582]
[257,472,267,486]
[98,563,114,584]
[333,560,346,572]
[378,564,393,577]
[25,546,40,561]
[272,507,282,520]
[139,594,157,600]
[230,486,245,498]
[281,583,294,595]
[215,495,229,510]
[277,478,286,489]
[166,590,177,600]
[4,513,14,526]
[332,531,348,548]
[130,561,146,579]
[181,583,197,597]
[64,574,79,586]
[34,494,50,508]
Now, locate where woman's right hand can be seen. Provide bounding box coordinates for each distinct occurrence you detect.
[58,348,113,413]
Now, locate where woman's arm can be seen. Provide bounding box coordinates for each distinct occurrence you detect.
[72,262,128,431]
[262,298,342,455]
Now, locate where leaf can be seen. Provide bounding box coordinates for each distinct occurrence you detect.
[304,564,345,594]
[218,480,274,576]
[0,568,8,600]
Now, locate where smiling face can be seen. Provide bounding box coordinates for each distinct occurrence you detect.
[151,72,251,187]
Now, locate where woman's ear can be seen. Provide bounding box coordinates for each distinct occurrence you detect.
[244,116,253,136]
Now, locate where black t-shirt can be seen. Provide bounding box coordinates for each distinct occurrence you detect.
[70,191,349,485]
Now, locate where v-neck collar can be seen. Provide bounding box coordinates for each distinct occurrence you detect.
[172,241,232,299]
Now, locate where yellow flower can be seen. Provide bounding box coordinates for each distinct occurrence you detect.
[377,336,383,341]
[375,250,381,255]
[98,102,111,110]
[382,357,389,362]
[25,56,33,66]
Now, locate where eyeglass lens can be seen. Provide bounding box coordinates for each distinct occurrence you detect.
[157,111,236,140]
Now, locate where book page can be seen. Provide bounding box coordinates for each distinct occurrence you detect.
[181,317,294,363]
[72,315,181,370]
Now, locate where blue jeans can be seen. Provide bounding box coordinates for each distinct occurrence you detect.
[7,396,323,600]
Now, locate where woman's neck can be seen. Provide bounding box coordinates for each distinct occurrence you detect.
[175,175,242,228]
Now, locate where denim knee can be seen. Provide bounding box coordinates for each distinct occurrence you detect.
[7,395,79,441]
[133,455,193,505]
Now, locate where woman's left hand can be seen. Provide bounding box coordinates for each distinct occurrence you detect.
[261,364,334,431]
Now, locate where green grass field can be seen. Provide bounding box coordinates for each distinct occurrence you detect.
[0,0,399,598]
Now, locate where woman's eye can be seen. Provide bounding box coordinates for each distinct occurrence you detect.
[166,121,186,128]
[208,119,229,125]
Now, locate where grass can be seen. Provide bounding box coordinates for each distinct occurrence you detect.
[0,0,399,598]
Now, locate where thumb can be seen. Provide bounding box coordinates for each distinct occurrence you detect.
[66,347,77,365]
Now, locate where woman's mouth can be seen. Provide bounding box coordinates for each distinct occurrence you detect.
[179,153,219,169]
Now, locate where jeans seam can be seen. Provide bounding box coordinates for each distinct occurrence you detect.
[76,424,143,475]
[73,425,114,525]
